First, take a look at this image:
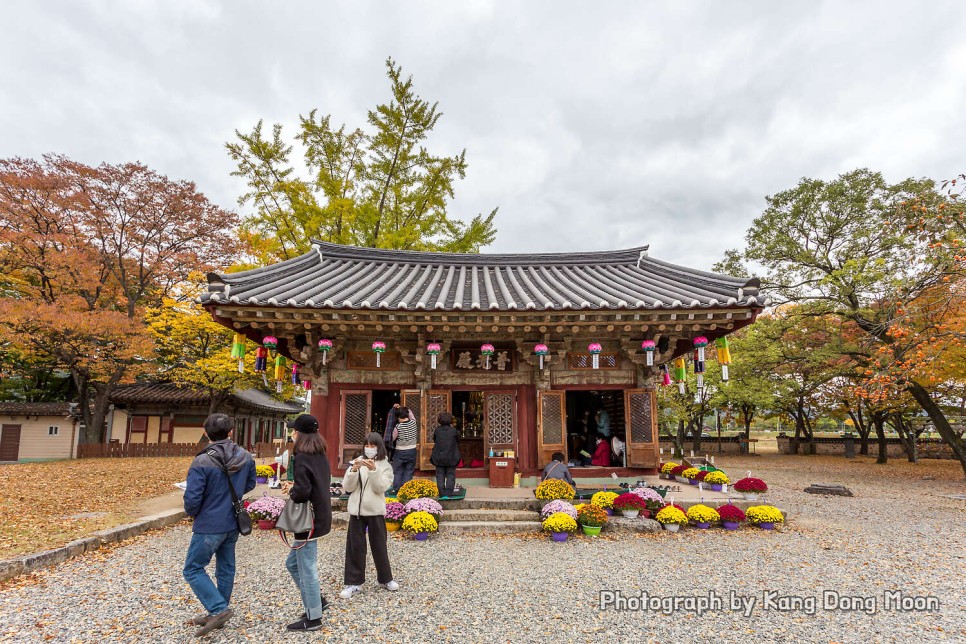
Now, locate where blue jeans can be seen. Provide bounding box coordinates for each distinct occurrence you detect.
[286,540,323,620]
[183,530,239,615]
[392,449,417,490]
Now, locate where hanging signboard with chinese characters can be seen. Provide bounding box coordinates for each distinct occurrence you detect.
[450,343,515,372]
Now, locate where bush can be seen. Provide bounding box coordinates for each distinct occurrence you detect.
[746,505,784,525]
[685,504,720,524]
[717,504,746,523]
[401,510,438,533]
[590,491,619,509]
[397,479,438,503]
[255,465,275,478]
[612,493,646,511]
[540,500,577,520]
[385,501,407,522]
[704,470,730,485]
[660,462,679,474]
[535,479,575,500]
[577,504,608,527]
[541,512,578,534]
[733,477,768,493]
[655,506,688,526]
[403,497,444,521]
[681,467,701,480]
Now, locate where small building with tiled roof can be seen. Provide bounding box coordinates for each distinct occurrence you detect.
[0,402,78,462]
[203,241,765,479]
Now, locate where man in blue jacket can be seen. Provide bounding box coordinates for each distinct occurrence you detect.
[182,414,256,637]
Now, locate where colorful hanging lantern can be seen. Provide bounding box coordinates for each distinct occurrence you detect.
[672,357,687,394]
[230,333,246,373]
[588,342,602,369]
[716,337,732,381]
[318,338,333,365]
[372,341,386,368]
[481,343,495,369]
[262,335,278,356]
[426,343,442,370]
[661,363,672,386]
[303,380,312,408]
[534,343,549,370]
[693,336,708,392]
[641,340,656,366]
[254,346,268,373]
[291,363,300,386]
[274,356,286,393]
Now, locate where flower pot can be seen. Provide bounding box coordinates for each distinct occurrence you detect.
[551,531,569,542]
[710,483,723,492]
[741,492,760,501]
[257,519,276,530]
[581,525,602,537]
[688,479,698,486]
[695,521,710,529]
[604,508,613,516]
[757,522,775,530]
[722,521,739,531]
[676,476,688,483]
[662,523,680,533]
[256,476,268,484]
[620,510,640,518]
[385,521,400,532]
[640,510,651,519]
[414,531,429,541]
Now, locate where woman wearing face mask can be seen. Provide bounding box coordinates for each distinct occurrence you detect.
[340,432,397,599]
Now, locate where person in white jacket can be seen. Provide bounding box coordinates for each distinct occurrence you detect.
[340,432,397,599]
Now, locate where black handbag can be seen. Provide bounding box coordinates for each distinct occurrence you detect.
[207,449,252,536]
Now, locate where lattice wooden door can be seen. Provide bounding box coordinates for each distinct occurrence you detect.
[484,391,517,458]
[537,391,567,466]
[339,390,371,467]
[624,388,659,468]
[416,390,451,470]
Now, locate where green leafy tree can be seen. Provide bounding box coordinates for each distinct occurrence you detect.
[227,58,497,263]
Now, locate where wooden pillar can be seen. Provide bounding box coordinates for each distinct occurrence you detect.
[312,389,337,474]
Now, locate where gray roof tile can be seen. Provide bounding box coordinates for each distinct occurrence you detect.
[202,242,763,312]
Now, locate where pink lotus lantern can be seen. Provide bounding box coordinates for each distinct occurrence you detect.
[641,339,656,366]
[534,343,549,370]
[481,343,495,369]
[588,342,603,369]
[318,338,333,365]
[426,342,442,369]
[372,341,386,368]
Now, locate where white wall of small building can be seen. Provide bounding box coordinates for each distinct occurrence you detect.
[0,414,77,460]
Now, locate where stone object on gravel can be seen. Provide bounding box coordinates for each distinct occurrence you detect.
[804,483,853,496]
[603,517,662,533]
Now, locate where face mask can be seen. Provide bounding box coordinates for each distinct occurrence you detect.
[364,447,378,459]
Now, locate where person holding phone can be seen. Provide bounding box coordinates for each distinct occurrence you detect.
[340,432,397,599]
[391,406,418,490]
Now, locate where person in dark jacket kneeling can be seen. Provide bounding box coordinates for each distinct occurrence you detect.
[183,414,256,638]
[430,412,461,497]
[284,414,333,632]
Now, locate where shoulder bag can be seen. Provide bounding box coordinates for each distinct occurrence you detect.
[277,499,315,549]
[206,449,252,536]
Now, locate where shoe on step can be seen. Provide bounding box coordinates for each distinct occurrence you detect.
[286,617,322,632]
[194,608,233,637]
[339,585,362,599]
[381,580,399,592]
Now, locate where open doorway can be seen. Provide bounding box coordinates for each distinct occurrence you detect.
[452,391,486,468]
[371,390,400,439]
[565,390,626,467]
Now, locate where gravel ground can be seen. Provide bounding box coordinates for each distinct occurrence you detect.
[0,454,963,643]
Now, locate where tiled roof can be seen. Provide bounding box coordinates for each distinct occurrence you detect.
[0,402,72,416]
[110,384,302,414]
[201,242,763,312]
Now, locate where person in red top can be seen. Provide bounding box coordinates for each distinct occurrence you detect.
[591,433,610,466]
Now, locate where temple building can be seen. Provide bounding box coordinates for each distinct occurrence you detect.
[201,242,763,479]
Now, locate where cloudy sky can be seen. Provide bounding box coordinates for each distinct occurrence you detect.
[3,1,964,270]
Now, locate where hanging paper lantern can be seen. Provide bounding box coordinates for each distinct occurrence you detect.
[254,346,268,373]
[303,380,312,390]
[481,343,495,369]
[641,340,656,366]
[693,337,708,392]
[274,356,286,393]
[318,338,333,365]
[262,336,278,356]
[230,333,246,373]
[303,380,312,409]
[672,357,687,394]
[588,342,602,370]
[291,363,300,386]
[661,363,672,386]
[372,341,386,368]
[716,337,732,381]
[534,343,549,370]
[426,342,442,370]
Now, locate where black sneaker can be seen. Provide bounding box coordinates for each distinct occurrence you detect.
[287,617,322,631]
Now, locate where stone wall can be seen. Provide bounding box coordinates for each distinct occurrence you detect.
[776,436,956,460]
[659,438,746,455]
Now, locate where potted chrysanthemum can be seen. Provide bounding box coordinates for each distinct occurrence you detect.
[629,487,664,518]
[682,467,701,485]
[542,511,578,542]
[535,479,576,501]
[717,504,746,531]
[703,470,730,492]
[402,510,439,540]
[246,495,286,530]
[612,492,646,518]
[655,505,688,532]
[733,477,768,500]
[746,505,784,530]
[590,491,619,515]
[385,501,407,532]
[685,504,720,529]
[397,479,439,503]
[670,464,689,483]
[403,497,444,523]
[660,462,678,480]
[255,464,275,484]
[540,500,578,521]
[576,504,608,537]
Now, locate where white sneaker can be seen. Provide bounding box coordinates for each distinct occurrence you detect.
[339,585,361,599]
[381,580,399,592]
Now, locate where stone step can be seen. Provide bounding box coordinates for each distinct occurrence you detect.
[437,520,542,534]
[444,509,536,522]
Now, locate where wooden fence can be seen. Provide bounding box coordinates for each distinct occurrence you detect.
[77,442,279,459]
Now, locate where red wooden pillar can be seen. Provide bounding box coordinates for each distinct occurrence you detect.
[311,390,337,473]
[518,384,537,472]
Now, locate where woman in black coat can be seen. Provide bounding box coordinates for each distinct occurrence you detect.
[283,415,332,632]
[430,412,461,497]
